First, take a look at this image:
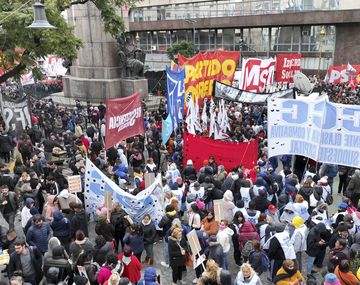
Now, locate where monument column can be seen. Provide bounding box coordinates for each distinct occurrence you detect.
[63,2,147,102]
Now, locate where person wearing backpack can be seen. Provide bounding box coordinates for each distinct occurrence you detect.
[238,221,260,262]
[248,240,270,275]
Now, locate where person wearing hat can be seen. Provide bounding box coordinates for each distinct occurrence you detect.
[324,273,341,285]
[266,204,280,224]
[290,216,308,273]
[267,223,296,280]
[183,160,197,181]
[330,203,349,229]
[312,202,329,222]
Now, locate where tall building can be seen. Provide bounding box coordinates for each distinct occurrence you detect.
[128,0,360,74]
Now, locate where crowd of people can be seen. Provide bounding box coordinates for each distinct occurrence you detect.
[0,82,359,285]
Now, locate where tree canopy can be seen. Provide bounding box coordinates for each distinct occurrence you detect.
[0,0,137,83]
[166,40,196,64]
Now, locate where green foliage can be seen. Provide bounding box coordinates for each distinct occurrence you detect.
[167,40,196,64]
[351,256,360,275]
[0,0,136,82]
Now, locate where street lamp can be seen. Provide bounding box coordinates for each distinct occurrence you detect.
[184,19,196,46]
[317,26,326,79]
[27,1,56,29]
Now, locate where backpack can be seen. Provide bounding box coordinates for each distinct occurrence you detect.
[249,249,270,272]
[241,233,257,258]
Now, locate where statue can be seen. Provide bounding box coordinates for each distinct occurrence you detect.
[117,32,145,78]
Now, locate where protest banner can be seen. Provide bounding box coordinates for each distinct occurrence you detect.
[275,54,302,83]
[268,98,360,168]
[186,230,202,255]
[326,64,360,85]
[105,92,144,150]
[85,159,164,226]
[178,50,239,107]
[213,199,224,222]
[214,81,294,104]
[183,132,258,172]
[0,94,31,134]
[67,175,82,193]
[166,66,185,130]
[240,58,276,93]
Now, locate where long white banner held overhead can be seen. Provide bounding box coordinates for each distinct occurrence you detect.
[268,98,360,168]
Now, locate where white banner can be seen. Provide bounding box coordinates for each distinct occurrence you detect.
[268,98,360,168]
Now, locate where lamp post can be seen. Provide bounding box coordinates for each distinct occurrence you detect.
[317,26,326,79]
[184,19,196,46]
[27,1,56,29]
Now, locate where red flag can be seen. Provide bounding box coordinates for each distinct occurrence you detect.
[275,54,302,83]
[105,92,144,150]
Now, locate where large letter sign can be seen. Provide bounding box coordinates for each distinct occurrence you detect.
[268,98,360,168]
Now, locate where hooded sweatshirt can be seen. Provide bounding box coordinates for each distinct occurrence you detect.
[44,237,61,264]
[138,267,158,285]
[21,198,34,228]
[51,210,71,237]
[280,203,299,224]
[222,190,235,223]
[45,195,60,221]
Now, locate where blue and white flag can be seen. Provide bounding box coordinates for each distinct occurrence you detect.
[166,66,185,130]
[162,114,173,145]
[85,159,164,226]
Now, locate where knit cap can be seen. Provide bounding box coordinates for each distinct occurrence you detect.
[324,273,341,285]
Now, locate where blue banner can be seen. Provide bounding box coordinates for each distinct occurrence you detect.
[268,98,360,168]
[166,66,185,130]
[85,159,164,226]
[162,113,174,145]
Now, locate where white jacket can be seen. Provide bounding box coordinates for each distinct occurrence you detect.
[217,227,234,253]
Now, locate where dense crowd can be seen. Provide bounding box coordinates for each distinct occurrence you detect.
[0,82,359,285]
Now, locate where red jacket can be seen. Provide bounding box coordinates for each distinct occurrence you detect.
[80,136,89,152]
[238,221,260,251]
[117,253,142,283]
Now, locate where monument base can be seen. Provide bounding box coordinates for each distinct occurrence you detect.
[63,76,148,103]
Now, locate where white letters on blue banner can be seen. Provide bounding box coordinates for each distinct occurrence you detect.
[268,98,360,168]
[166,66,185,130]
[85,159,164,226]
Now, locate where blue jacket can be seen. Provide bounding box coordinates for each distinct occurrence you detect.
[51,210,71,237]
[114,163,128,178]
[26,222,51,253]
[123,232,144,255]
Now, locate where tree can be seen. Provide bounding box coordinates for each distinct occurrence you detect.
[0,0,137,83]
[166,40,196,64]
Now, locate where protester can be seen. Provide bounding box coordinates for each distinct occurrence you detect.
[234,263,262,285]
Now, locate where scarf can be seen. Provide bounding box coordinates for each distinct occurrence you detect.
[142,219,151,226]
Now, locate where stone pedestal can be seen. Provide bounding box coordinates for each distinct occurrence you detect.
[63,3,146,102]
[120,78,148,99]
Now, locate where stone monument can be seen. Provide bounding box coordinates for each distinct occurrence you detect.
[63,2,148,102]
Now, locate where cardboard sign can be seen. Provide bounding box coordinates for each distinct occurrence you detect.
[67,175,82,193]
[144,173,156,188]
[104,191,112,210]
[186,229,202,256]
[213,199,224,222]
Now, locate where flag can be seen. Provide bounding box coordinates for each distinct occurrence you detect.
[347,63,357,74]
[85,159,164,226]
[105,92,144,150]
[162,114,173,145]
[166,66,185,131]
[201,99,208,131]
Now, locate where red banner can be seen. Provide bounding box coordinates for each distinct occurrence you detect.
[105,92,144,150]
[183,132,258,172]
[240,58,276,93]
[326,65,360,85]
[178,50,239,106]
[275,54,302,83]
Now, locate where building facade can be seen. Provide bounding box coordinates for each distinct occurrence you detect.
[127,0,360,74]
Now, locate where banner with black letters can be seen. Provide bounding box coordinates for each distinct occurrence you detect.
[0,94,32,133]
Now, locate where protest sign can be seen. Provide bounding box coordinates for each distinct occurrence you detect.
[178,50,239,107]
[275,54,302,83]
[268,98,360,168]
[326,64,360,85]
[67,175,81,193]
[105,92,144,150]
[0,94,31,134]
[213,199,224,222]
[240,58,276,93]
[186,230,202,255]
[214,81,294,104]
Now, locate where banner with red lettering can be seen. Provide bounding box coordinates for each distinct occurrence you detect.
[326,65,360,85]
[105,92,144,150]
[178,50,239,107]
[183,132,258,172]
[275,54,302,83]
[240,58,276,93]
